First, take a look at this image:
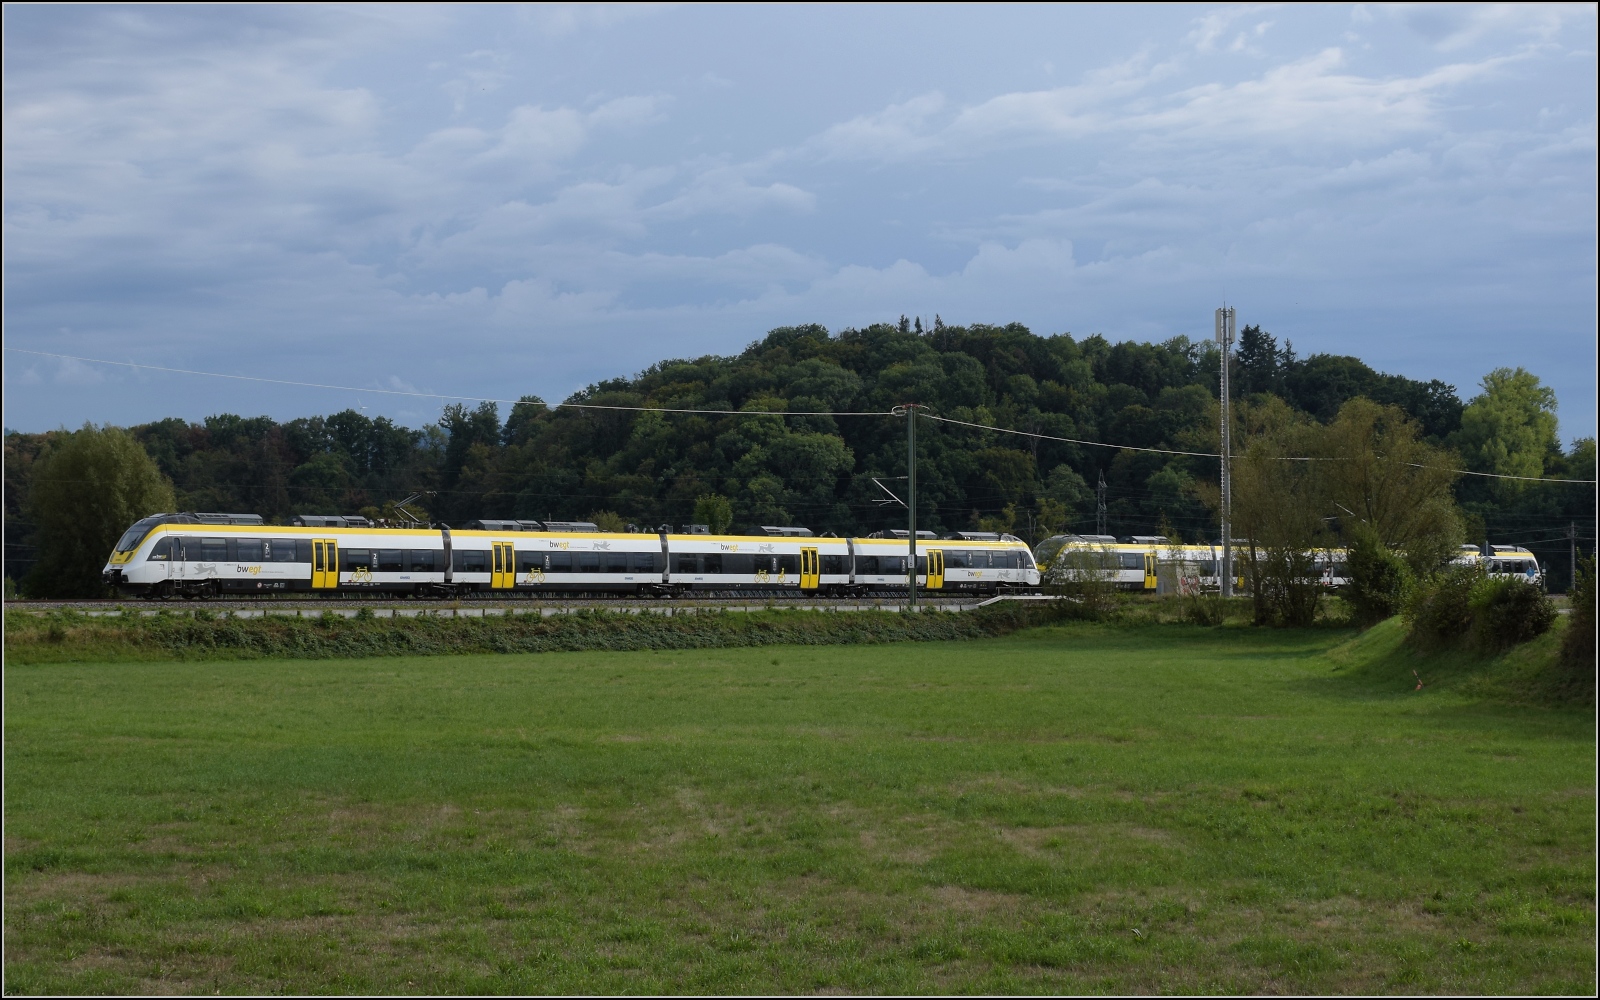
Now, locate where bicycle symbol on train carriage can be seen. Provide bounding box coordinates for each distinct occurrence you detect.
[521,569,547,585]
[349,566,375,585]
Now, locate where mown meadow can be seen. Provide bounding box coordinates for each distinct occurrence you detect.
[5,620,1593,993]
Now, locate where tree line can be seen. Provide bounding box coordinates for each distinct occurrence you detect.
[5,318,1594,597]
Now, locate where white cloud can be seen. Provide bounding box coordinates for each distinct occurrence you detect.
[806,92,948,161]
[800,45,1520,163]
[1185,4,1280,53]
[644,166,815,220]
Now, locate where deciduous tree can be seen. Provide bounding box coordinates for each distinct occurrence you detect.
[26,424,175,597]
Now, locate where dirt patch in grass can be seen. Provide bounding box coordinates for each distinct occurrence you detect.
[996,823,1177,859]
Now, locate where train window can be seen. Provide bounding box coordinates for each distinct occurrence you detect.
[297,540,313,563]
[915,556,928,573]
[702,554,723,574]
[145,537,173,561]
[549,553,571,573]
[604,552,629,573]
[777,554,799,575]
[633,552,658,573]
[1119,553,1143,569]
[944,551,968,569]
[377,550,404,573]
[117,515,167,553]
[198,538,229,562]
[676,554,698,574]
[821,554,845,575]
[343,549,373,571]
[1018,552,1035,569]
[971,551,991,568]
[516,551,540,573]
[409,550,438,572]
[856,555,878,574]
[235,539,264,562]
[264,540,295,562]
[453,550,488,573]
[578,552,600,572]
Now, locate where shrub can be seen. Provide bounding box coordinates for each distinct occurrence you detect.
[1247,547,1322,627]
[1181,587,1226,626]
[1467,575,1556,654]
[1345,527,1412,626]
[1403,563,1480,651]
[1559,556,1595,694]
[1042,545,1120,621]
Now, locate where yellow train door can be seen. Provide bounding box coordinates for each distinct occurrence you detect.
[491,542,515,590]
[799,547,820,590]
[312,539,339,590]
[1143,551,1157,591]
[927,549,945,589]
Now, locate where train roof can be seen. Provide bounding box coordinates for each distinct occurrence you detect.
[133,522,1030,546]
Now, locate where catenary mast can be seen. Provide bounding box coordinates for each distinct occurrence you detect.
[1215,306,1235,598]
[907,403,918,611]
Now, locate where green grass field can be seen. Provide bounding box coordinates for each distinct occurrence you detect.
[5,622,1593,994]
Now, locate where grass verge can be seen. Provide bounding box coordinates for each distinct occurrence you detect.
[5,623,1593,993]
[1329,614,1591,706]
[3,603,1061,664]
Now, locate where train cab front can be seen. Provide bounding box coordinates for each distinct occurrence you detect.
[102,562,157,597]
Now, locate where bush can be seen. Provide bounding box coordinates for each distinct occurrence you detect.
[1042,545,1120,621]
[1403,563,1480,652]
[1467,576,1557,654]
[1181,587,1226,626]
[1405,562,1558,655]
[1345,528,1412,626]
[1559,556,1595,694]
[1247,547,1322,627]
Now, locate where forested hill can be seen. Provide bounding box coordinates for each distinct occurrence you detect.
[5,319,1594,589]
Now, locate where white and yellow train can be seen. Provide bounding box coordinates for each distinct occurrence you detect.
[1034,535,1543,593]
[102,513,1040,599]
[1452,544,1544,584]
[1034,534,1265,592]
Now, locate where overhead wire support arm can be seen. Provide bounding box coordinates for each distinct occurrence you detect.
[870,477,908,507]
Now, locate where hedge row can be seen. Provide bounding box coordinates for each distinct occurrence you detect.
[4,603,1069,663]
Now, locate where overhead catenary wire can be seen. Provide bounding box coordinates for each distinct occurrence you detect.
[919,412,1598,484]
[920,412,1223,459]
[9,346,1595,484]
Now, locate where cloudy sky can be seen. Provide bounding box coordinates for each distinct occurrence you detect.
[4,3,1595,439]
